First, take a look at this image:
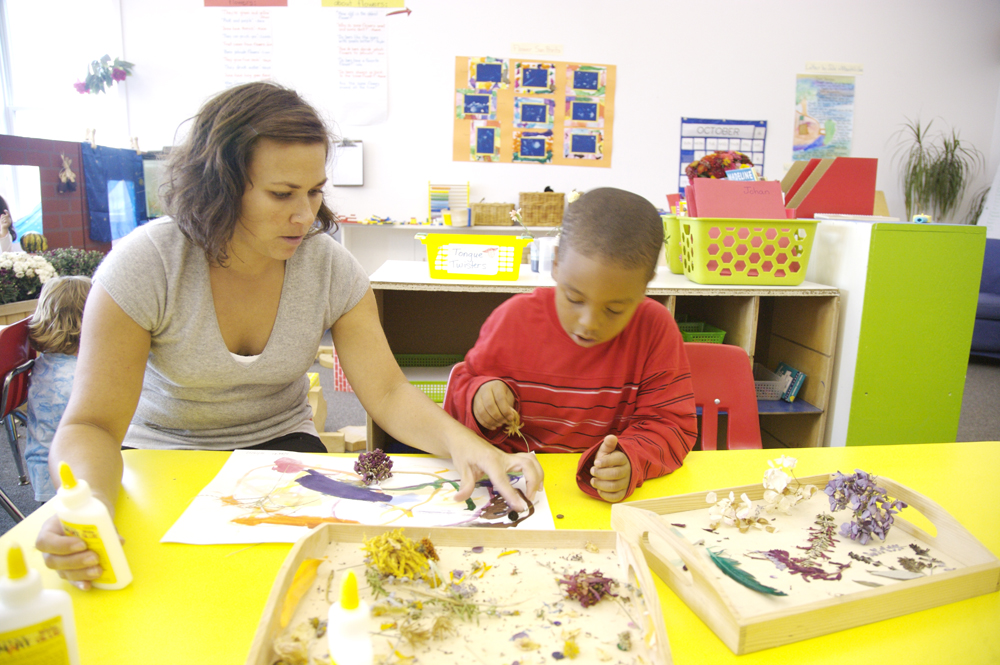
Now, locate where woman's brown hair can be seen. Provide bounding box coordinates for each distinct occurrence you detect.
[28,276,92,355]
[162,81,337,266]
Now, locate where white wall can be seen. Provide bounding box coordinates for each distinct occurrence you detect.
[120,0,1000,224]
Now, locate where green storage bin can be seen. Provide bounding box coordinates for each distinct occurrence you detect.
[393,354,464,403]
[677,322,727,344]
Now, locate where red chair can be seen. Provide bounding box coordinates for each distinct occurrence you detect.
[1,317,36,521]
[684,342,762,450]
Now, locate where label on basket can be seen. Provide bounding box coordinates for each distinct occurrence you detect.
[445,244,501,275]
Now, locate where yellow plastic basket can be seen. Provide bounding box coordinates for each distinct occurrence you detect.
[662,214,684,275]
[679,218,818,286]
[417,233,533,281]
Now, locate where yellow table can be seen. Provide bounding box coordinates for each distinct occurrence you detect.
[2,443,998,664]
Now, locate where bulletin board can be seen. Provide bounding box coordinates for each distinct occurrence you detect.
[452,56,616,168]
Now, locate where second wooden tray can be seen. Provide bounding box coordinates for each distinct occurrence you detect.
[611,473,1000,655]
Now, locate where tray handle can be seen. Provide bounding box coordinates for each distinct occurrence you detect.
[880,477,998,565]
[612,503,715,588]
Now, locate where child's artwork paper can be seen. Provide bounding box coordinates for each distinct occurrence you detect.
[162,450,555,544]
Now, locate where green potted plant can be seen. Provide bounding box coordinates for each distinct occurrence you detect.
[893,119,984,223]
[42,247,106,278]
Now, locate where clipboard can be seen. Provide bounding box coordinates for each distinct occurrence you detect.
[332,139,363,186]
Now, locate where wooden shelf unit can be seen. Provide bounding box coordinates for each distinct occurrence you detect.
[368,260,840,450]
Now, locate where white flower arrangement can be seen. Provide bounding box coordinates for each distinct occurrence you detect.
[0,252,57,304]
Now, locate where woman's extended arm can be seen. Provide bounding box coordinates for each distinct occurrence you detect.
[332,289,543,512]
[35,283,151,586]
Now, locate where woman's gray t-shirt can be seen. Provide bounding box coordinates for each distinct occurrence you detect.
[94,218,369,450]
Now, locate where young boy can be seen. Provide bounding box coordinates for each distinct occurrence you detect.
[444,188,697,502]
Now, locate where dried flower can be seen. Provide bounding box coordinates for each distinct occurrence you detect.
[685,150,754,182]
[558,569,618,608]
[761,456,817,515]
[354,448,393,485]
[824,470,907,545]
[74,54,134,95]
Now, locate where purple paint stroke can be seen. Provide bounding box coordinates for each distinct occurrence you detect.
[295,469,391,502]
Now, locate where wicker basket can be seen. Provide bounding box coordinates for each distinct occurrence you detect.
[518,192,564,226]
[471,202,515,226]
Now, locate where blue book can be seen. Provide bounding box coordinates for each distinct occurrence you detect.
[775,362,806,402]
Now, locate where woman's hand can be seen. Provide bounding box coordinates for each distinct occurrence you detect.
[447,428,543,513]
[34,514,118,591]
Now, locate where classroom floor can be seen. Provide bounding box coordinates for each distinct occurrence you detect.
[2,355,998,536]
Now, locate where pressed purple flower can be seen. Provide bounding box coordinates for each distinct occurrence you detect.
[73,81,88,94]
[825,470,907,544]
[112,66,127,82]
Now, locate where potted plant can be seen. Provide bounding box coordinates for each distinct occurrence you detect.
[0,252,57,323]
[893,119,984,223]
[41,247,106,278]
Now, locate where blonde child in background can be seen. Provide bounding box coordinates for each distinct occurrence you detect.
[24,276,92,502]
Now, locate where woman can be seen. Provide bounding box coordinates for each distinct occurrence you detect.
[0,194,17,252]
[36,82,542,588]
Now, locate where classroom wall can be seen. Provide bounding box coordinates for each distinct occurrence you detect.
[119,0,1000,224]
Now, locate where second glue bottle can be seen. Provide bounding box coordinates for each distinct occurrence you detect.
[53,462,132,590]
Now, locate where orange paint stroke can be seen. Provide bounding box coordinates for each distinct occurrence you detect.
[232,514,359,528]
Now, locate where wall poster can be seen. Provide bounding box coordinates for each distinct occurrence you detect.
[793,74,855,160]
[452,56,616,168]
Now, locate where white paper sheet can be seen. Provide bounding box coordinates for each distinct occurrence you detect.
[162,450,554,544]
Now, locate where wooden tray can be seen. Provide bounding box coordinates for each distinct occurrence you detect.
[247,524,672,664]
[611,474,1000,655]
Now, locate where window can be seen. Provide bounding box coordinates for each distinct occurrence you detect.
[1,0,128,144]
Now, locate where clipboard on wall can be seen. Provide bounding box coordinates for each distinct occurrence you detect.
[332,140,363,186]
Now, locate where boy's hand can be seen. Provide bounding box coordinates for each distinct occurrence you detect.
[590,435,631,503]
[473,380,518,431]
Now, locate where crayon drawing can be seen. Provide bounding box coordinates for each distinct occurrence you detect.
[470,120,501,162]
[564,129,603,160]
[468,56,509,90]
[514,61,556,94]
[514,97,555,129]
[455,89,496,120]
[512,129,553,164]
[162,449,554,544]
[564,96,604,128]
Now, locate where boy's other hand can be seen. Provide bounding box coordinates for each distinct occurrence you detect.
[473,380,518,431]
[590,435,631,503]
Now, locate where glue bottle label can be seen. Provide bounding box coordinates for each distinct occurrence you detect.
[0,616,71,664]
[60,521,117,585]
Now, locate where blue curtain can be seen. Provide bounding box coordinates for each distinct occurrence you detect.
[81,144,148,243]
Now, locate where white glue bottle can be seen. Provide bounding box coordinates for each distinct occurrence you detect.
[327,569,372,665]
[53,462,132,590]
[0,543,81,665]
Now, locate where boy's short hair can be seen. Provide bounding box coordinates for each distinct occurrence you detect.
[28,276,92,355]
[559,187,664,280]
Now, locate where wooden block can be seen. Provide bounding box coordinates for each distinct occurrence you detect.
[317,352,334,369]
[318,431,345,453]
[307,385,327,433]
[338,425,367,452]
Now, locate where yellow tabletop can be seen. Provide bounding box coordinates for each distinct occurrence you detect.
[2,443,998,664]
